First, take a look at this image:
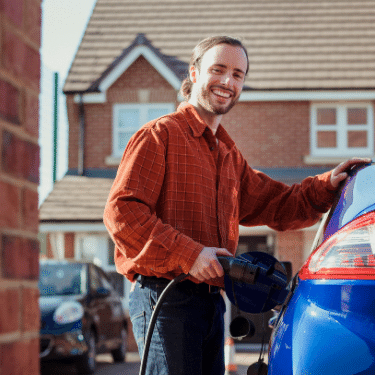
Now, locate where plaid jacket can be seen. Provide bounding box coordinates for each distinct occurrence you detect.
[104,102,335,286]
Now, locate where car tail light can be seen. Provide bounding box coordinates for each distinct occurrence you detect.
[300,211,375,280]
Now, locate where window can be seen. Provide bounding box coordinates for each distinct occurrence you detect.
[113,103,174,157]
[310,103,373,157]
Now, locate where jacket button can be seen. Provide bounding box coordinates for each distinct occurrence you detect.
[210,146,214,151]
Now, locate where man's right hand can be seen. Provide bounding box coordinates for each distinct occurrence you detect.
[189,247,233,282]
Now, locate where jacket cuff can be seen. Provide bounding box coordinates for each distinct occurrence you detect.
[170,235,204,275]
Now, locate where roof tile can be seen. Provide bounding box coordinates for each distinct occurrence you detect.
[64,0,375,92]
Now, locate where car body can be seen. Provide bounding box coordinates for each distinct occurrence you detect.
[268,162,375,375]
[39,260,128,374]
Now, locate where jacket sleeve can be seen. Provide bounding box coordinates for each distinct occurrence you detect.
[239,160,337,231]
[103,127,203,276]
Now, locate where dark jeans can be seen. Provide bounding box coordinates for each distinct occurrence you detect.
[129,277,226,375]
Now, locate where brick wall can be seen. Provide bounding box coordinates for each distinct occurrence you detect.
[276,231,305,275]
[67,67,313,170]
[67,56,178,170]
[222,101,311,167]
[0,1,41,374]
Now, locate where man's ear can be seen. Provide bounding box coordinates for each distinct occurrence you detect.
[190,65,198,83]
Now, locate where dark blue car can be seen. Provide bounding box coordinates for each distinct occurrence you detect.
[39,260,128,374]
[269,162,375,375]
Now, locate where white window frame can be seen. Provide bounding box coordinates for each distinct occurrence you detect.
[310,102,374,157]
[112,103,175,158]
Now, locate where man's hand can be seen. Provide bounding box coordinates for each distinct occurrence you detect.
[189,247,233,282]
[330,158,372,189]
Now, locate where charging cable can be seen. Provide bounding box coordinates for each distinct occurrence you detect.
[139,273,188,375]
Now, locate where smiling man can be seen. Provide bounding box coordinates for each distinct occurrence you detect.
[104,36,370,375]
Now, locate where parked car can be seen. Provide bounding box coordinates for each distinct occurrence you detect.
[268,162,375,375]
[39,260,128,374]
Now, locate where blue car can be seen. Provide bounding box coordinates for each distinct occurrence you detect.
[39,260,128,374]
[268,162,375,375]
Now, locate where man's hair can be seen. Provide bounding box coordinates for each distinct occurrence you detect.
[179,36,249,101]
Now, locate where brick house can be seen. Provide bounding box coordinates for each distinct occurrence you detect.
[0,0,41,373]
[40,0,375,344]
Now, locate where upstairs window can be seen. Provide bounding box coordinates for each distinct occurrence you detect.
[113,103,174,157]
[310,103,374,157]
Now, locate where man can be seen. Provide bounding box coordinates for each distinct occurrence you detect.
[103,36,370,375]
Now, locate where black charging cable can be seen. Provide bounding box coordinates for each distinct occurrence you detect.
[139,273,188,375]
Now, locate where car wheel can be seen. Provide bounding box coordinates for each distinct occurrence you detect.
[76,329,96,374]
[111,326,127,362]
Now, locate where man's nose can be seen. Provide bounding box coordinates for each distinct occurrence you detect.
[220,75,231,86]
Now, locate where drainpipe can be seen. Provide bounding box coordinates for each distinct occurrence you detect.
[52,72,59,183]
[78,94,85,176]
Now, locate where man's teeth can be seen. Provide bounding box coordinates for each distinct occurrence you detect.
[213,89,231,98]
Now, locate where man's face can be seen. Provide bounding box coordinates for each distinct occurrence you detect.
[189,44,247,116]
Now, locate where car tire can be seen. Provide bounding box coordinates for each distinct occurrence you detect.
[76,329,96,374]
[111,326,127,362]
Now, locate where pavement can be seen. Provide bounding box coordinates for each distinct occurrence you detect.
[41,349,268,375]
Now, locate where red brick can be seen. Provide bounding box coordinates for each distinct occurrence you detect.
[0,339,40,375]
[276,231,304,275]
[2,130,24,179]
[24,45,40,90]
[21,287,39,332]
[2,236,39,280]
[2,31,40,90]
[2,30,26,78]
[1,0,23,27]
[22,188,39,232]
[2,235,21,278]
[46,233,53,258]
[65,232,75,258]
[0,180,19,229]
[25,0,41,46]
[24,93,39,137]
[24,141,39,183]
[0,288,20,334]
[23,238,39,280]
[2,130,39,183]
[223,101,310,168]
[0,79,20,124]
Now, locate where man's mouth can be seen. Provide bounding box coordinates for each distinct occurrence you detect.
[212,88,233,99]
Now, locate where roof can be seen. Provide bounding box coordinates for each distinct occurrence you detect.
[40,168,331,222]
[64,0,375,93]
[39,176,113,222]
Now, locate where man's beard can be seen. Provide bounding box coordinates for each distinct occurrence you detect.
[199,86,238,115]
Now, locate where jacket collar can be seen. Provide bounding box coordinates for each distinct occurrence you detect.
[177,102,235,150]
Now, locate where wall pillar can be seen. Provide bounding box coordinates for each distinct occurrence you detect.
[0,1,42,374]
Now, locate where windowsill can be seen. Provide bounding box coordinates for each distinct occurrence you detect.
[304,156,354,165]
[105,156,122,166]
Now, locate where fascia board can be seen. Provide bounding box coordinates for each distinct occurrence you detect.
[40,223,107,233]
[99,45,181,92]
[239,90,375,102]
[74,92,106,103]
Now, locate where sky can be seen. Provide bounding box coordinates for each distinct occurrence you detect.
[39,0,97,204]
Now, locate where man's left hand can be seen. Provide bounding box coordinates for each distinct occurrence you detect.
[330,158,372,189]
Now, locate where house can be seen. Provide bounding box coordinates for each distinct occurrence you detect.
[39,0,375,345]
